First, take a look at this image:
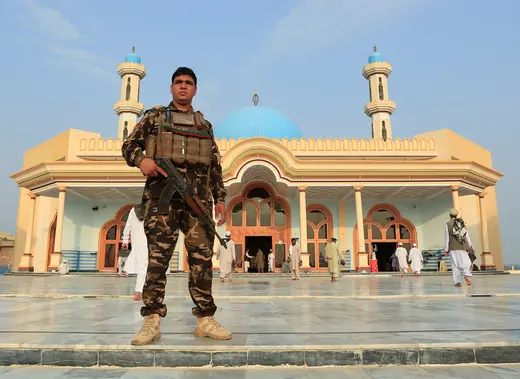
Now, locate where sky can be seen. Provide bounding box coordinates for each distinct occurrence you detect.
[0,0,518,263]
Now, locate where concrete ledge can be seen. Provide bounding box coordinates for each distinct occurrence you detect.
[1,344,520,367]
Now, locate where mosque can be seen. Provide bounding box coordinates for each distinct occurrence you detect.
[9,47,504,273]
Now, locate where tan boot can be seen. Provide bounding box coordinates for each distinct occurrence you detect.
[194,316,232,340]
[131,314,161,345]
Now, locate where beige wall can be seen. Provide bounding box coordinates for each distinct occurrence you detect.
[415,128,493,167]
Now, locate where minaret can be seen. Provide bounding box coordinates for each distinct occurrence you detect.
[362,46,396,141]
[113,47,146,140]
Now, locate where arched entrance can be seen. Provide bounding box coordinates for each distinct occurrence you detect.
[307,204,333,270]
[98,204,134,272]
[353,204,417,271]
[227,182,291,272]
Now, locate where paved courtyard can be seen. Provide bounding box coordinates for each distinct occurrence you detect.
[0,274,519,372]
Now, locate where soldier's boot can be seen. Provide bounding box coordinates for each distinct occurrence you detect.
[131,314,161,345]
[194,316,232,340]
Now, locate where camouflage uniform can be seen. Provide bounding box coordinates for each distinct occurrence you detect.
[121,101,227,320]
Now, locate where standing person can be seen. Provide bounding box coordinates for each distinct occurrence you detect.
[444,208,474,287]
[256,249,265,273]
[408,243,423,278]
[289,237,301,280]
[268,249,275,273]
[217,231,235,283]
[395,243,409,278]
[326,237,342,282]
[122,205,149,300]
[122,66,231,345]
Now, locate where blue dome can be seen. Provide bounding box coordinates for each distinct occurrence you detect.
[125,48,141,63]
[368,51,384,63]
[214,105,302,140]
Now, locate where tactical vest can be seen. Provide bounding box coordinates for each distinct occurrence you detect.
[145,107,213,167]
[446,219,466,251]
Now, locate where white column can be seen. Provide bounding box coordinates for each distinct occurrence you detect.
[48,186,67,270]
[478,192,495,270]
[20,193,38,271]
[451,185,460,213]
[298,186,309,269]
[354,185,368,271]
[53,186,67,254]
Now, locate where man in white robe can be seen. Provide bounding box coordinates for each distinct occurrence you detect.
[289,237,301,280]
[395,243,409,278]
[122,205,149,301]
[408,243,423,277]
[444,208,474,287]
[268,249,275,273]
[217,231,235,282]
[326,238,342,282]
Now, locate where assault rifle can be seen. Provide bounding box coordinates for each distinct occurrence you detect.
[155,156,227,248]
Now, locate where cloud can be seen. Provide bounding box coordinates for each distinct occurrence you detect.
[251,0,417,66]
[20,0,113,78]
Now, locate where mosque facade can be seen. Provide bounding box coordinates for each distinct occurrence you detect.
[9,48,504,273]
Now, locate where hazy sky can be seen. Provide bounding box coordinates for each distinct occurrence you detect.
[1,0,518,263]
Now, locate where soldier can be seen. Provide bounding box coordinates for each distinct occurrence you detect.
[122,67,231,345]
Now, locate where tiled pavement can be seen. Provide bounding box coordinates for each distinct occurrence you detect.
[1,274,520,368]
[2,365,520,378]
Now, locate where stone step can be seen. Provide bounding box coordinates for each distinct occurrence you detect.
[1,342,519,368]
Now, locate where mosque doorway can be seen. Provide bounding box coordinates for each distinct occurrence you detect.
[245,236,272,273]
[373,242,397,272]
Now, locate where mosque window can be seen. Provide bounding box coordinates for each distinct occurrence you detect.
[123,121,128,140]
[126,78,131,101]
[369,80,373,102]
[229,186,288,228]
[307,205,333,270]
[382,121,387,141]
[378,77,384,100]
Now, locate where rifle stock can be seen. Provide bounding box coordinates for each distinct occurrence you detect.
[155,156,227,248]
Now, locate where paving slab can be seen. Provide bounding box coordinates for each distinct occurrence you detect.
[0,275,519,367]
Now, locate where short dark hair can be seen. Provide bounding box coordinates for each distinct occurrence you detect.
[171,67,197,86]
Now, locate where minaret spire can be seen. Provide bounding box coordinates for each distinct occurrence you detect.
[362,46,396,141]
[113,48,147,140]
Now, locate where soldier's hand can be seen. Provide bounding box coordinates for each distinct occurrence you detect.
[139,158,167,178]
[215,202,226,226]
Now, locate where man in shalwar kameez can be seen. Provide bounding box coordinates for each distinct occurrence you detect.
[444,208,474,287]
[395,243,409,278]
[268,249,275,273]
[122,205,149,301]
[217,231,235,283]
[289,237,301,280]
[408,243,423,277]
[325,238,342,282]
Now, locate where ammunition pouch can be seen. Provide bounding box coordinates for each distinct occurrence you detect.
[144,109,213,167]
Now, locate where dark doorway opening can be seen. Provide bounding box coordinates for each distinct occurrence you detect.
[373,242,397,272]
[245,236,272,273]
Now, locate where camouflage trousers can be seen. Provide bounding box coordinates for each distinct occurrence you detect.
[140,199,216,318]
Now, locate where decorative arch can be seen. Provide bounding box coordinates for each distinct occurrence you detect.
[353,203,417,270]
[98,204,134,272]
[226,181,291,272]
[306,204,334,270]
[46,213,57,271]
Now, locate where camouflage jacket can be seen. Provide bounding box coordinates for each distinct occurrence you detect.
[121,101,227,204]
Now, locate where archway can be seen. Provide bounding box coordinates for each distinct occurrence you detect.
[46,213,57,271]
[98,204,134,272]
[226,182,291,272]
[307,204,334,270]
[353,204,417,271]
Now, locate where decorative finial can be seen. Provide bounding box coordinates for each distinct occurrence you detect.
[132,46,135,53]
[252,89,259,106]
[373,45,377,52]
